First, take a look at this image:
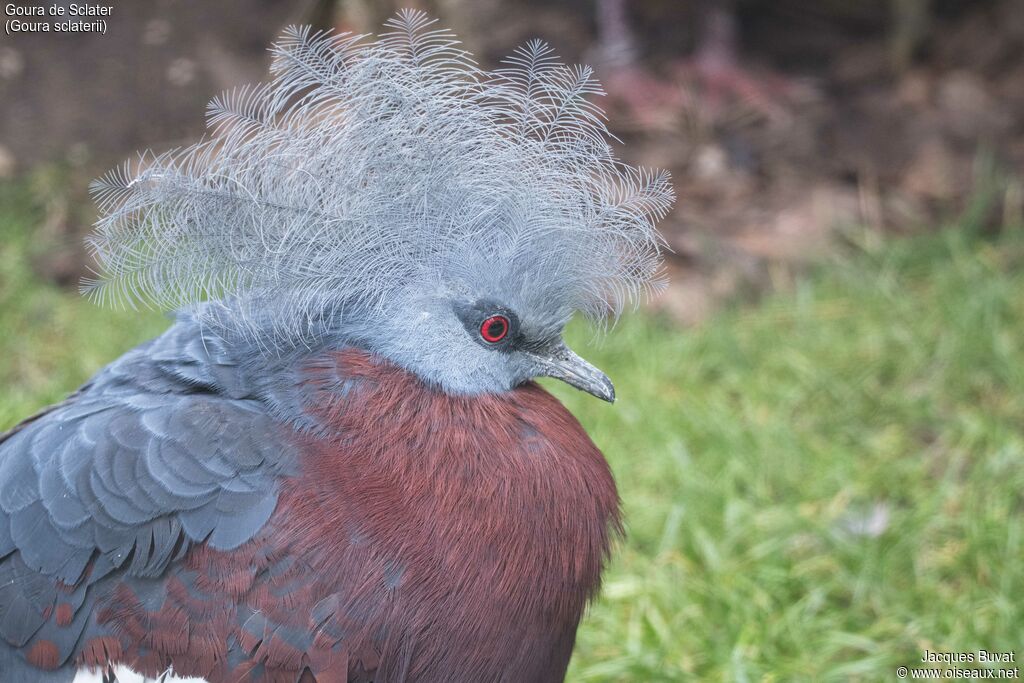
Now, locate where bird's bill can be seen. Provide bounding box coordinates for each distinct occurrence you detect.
[527,341,615,403]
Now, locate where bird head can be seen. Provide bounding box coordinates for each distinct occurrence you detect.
[85,11,674,401]
[355,287,617,402]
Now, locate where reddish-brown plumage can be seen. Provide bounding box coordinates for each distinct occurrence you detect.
[93,349,620,682]
[76,637,124,670]
[26,639,60,670]
[54,603,73,627]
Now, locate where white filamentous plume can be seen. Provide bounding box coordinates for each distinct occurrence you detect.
[73,665,206,683]
[84,10,672,348]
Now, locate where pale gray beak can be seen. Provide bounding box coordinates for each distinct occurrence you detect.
[528,341,615,402]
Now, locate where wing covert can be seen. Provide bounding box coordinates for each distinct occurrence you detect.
[0,348,296,663]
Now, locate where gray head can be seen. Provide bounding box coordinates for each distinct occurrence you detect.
[85,11,674,401]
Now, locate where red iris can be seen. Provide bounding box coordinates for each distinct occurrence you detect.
[480,315,510,343]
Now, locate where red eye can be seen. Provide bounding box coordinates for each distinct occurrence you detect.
[480,315,510,343]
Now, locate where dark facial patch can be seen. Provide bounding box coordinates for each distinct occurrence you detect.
[452,299,521,351]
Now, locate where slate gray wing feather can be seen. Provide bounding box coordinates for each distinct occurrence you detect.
[0,318,295,674]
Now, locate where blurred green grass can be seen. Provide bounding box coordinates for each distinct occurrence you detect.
[556,230,1024,680]
[0,181,167,427]
[2,179,1022,681]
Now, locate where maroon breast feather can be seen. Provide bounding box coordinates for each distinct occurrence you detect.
[87,349,620,682]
